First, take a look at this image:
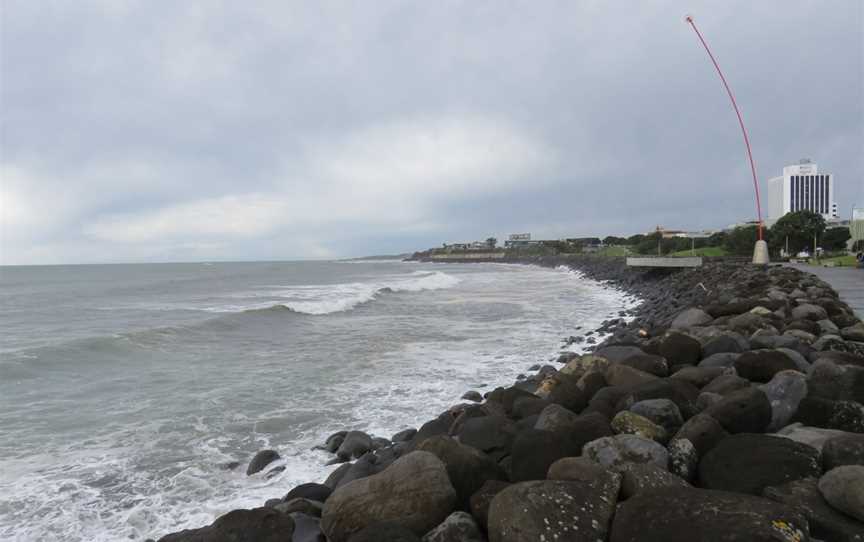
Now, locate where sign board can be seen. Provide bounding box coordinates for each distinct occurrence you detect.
[509,233,531,241]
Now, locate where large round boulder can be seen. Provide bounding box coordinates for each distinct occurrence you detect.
[609,487,809,542]
[157,508,295,542]
[246,450,281,476]
[818,465,864,522]
[670,308,713,329]
[583,434,668,470]
[487,477,620,542]
[764,477,864,542]
[699,434,821,495]
[704,387,772,434]
[671,413,727,457]
[659,331,702,365]
[416,436,506,510]
[421,511,484,542]
[734,350,799,383]
[321,451,457,541]
[807,360,864,403]
[509,428,582,482]
[822,433,864,470]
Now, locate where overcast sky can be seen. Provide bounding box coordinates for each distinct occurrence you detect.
[1,1,862,264]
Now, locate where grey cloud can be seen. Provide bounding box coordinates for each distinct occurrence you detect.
[1,0,861,264]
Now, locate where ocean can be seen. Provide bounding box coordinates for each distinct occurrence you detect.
[0,260,636,541]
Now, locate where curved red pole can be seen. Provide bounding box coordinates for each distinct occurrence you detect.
[685,15,764,240]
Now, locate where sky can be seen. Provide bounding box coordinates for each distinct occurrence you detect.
[1,1,862,265]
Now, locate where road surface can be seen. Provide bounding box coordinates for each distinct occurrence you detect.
[787,263,864,320]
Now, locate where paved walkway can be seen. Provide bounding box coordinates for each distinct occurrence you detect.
[787,263,864,319]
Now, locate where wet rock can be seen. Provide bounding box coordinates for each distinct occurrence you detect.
[336,431,374,461]
[416,436,506,510]
[487,477,620,542]
[670,308,713,329]
[392,428,417,443]
[321,451,457,541]
[764,477,864,542]
[275,498,323,516]
[157,507,295,542]
[583,434,668,470]
[461,391,483,403]
[609,487,809,542]
[699,434,821,495]
[321,431,348,453]
[776,424,856,454]
[246,450,280,476]
[696,391,723,411]
[818,465,864,522]
[629,398,683,432]
[468,480,510,532]
[822,433,864,470]
[759,370,808,432]
[734,349,799,383]
[560,354,610,376]
[704,387,772,434]
[818,319,841,335]
[611,411,668,442]
[670,413,727,457]
[594,345,646,362]
[421,511,484,542]
[219,461,240,471]
[323,463,352,489]
[264,465,285,479]
[291,512,325,542]
[585,386,631,418]
[658,331,702,365]
[617,461,690,499]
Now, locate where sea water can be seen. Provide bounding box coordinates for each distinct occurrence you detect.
[0,260,637,541]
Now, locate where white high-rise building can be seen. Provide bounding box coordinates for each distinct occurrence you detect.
[766,159,837,222]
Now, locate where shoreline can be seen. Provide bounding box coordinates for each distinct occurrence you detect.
[156,258,864,542]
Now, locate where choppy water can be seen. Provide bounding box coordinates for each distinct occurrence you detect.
[0,260,637,541]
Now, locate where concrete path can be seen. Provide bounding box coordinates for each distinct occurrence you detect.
[787,263,864,319]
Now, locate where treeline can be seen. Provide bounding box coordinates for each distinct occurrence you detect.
[609,211,852,257]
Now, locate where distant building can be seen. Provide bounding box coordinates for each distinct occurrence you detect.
[852,207,864,247]
[766,159,837,222]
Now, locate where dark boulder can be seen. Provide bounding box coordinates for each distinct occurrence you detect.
[822,433,864,470]
[488,477,620,542]
[698,433,821,495]
[617,461,690,499]
[321,451,457,542]
[246,450,280,476]
[734,349,798,383]
[455,416,517,462]
[510,396,549,420]
[615,379,700,419]
[392,428,418,442]
[658,331,702,365]
[584,386,632,418]
[468,480,510,532]
[416,436,506,510]
[534,406,613,445]
[509,428,582,482]
[157,508,294,542]
[701,334,746,357]
[594,345,646,362]
[414,412,458,444]
[347,523,420,542]
[764,477,864,542]
[336,431,374,461]
[619,354,669,377]
[704,387,772,434]
[321,431,348,453]
[669,366,726,388]
[609,487,809,542]
[701,373,750,396]
[793,396,864,433]
[807,360,864,403]
[486,386,537,416]
[283,483,332,504]
[671,413,728,457]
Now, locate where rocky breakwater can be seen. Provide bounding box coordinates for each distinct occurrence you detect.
[156,263,864,542]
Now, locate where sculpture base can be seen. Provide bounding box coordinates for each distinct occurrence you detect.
[752,240,770,265]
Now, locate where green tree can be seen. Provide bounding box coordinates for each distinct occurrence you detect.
[821,227,851,252]
[769,210,826,255]
[603,236,626,246]
[635,232,662,255]
[723,225,763,256]
[626,234,646,246]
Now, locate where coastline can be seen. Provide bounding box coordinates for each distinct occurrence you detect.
[155,258,864,542]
